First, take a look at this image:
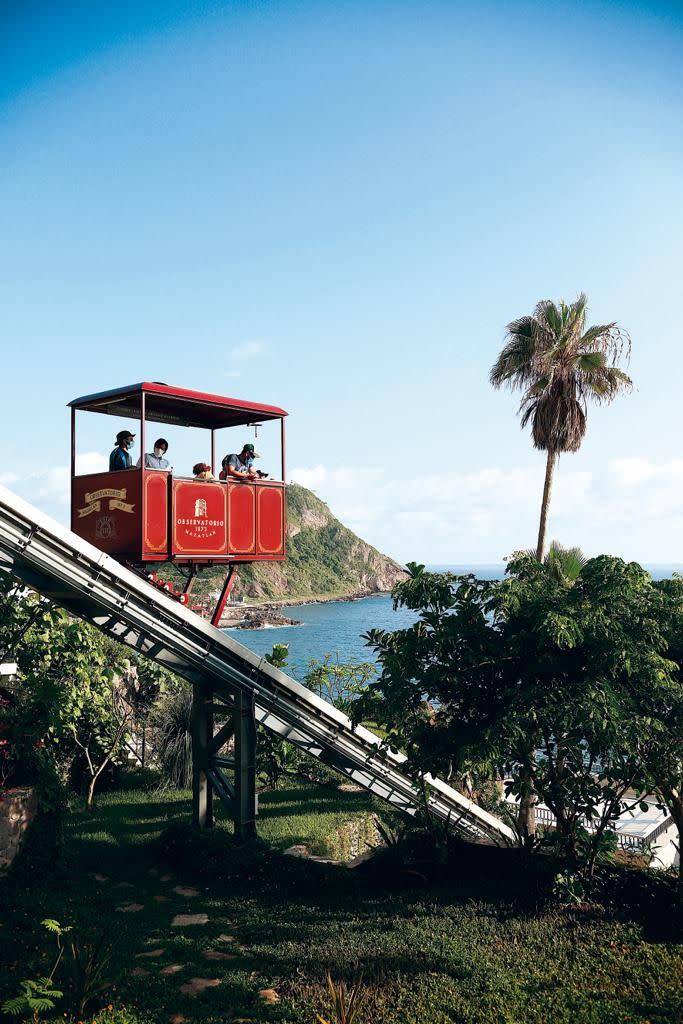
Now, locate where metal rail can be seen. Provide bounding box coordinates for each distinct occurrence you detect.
[0,484,514,846]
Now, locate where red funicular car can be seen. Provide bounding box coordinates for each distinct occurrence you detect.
[69,382,287,623]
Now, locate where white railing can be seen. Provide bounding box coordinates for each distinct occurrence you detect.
[531,803,673,853]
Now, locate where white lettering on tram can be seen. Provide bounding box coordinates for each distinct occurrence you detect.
[176,518,225,526]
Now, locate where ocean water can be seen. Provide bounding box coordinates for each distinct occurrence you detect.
[224,563,683,682]
[224,593,415,681]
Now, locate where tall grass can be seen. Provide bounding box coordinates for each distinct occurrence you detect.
[150,689,193,789]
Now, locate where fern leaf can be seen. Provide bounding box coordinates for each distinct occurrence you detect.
[2,997,29,1014]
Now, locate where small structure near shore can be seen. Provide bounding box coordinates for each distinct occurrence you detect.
[220,605,302,629]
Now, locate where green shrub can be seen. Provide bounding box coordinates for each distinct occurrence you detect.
[150,688,193,789]
[2,977,63,1023]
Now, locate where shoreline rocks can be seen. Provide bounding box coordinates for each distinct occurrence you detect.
[219,605,303,630]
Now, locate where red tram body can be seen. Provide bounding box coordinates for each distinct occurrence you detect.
[68,383,288,620]
[71,470,285,564]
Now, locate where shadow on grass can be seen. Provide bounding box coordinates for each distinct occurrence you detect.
[3,780,682,1024]
[258,783,374,817]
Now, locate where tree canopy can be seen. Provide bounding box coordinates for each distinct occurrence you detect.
[357,558,683,876]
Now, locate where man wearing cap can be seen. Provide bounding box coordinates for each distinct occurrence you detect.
[220,443,260,480]
[109,429,136,471]
[137,438,170,471]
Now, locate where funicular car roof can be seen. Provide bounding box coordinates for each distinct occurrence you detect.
[68,382,288,429]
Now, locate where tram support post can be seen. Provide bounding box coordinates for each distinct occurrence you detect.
[192,680,214,830]
[210,564,237,627]
[233,689,257,842]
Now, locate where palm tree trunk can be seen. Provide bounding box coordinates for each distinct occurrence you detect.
[536,449,557,561]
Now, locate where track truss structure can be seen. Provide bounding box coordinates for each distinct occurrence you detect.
[0,484,515,847]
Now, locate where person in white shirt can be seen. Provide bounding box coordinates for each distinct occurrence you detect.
[137,438,170,470]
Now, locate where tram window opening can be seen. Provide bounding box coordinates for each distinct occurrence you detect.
[213,417,283,483]
[72,412,284,482]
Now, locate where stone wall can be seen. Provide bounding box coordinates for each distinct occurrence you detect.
[0,787,37,874]
[285,811,383,865]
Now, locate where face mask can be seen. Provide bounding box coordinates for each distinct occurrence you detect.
[126,439,134,449]
[154,447,164,458]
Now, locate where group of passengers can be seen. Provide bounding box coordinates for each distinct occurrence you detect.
[109,430,266,480]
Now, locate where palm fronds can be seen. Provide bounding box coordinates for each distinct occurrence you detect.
[522,541,587,584]
[492,293,631,455]
[546,541,587,584]
[491,293,632,559]
[151,688,193,789]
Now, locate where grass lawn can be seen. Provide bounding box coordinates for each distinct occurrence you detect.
[0,776,681,1024]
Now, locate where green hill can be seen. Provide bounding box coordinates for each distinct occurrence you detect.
[194,483,406,604]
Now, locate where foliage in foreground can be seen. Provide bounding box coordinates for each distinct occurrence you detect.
[1,782,681,1024]
[0,572,175,811]
[149,687,193,790]
[316,972,364,1024]
[357,557,683,885]
[1,916,113,1023]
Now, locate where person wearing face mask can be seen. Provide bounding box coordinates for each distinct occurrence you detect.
[109,429,136,471]
[137,437,170,471]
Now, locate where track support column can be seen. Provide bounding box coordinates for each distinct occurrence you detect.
[210,565,237,627]
[192,680,214,830]
[233,689,257,842]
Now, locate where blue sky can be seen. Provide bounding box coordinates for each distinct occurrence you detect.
[1,0,682,564]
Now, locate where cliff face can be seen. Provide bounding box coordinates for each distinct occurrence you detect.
[230,483,407,602]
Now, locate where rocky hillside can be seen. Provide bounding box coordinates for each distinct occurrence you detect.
[228,483,406,603]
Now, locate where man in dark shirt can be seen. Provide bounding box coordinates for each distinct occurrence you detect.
[109,430,136,471]
[219,443,260,480]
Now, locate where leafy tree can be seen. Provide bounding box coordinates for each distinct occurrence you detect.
[635,575,683,900]
[0,573,163,809]
[256,644,297,789]
[493,554,677,870]
[511,541,587,831]
[267,643,290,671]
[490,294,631,560]
[357,564,507,797]
[0,575,60,667]
[304,655,374,715]
[257,646,375,789]
[358,559,680,871]
[69,649,174,809]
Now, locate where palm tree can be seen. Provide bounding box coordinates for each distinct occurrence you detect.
[524,540,587,586]
[490,294,632,561]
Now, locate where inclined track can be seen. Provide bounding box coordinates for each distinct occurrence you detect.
[0,483,514,846]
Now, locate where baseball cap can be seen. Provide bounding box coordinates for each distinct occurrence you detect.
[242,443,261,458]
